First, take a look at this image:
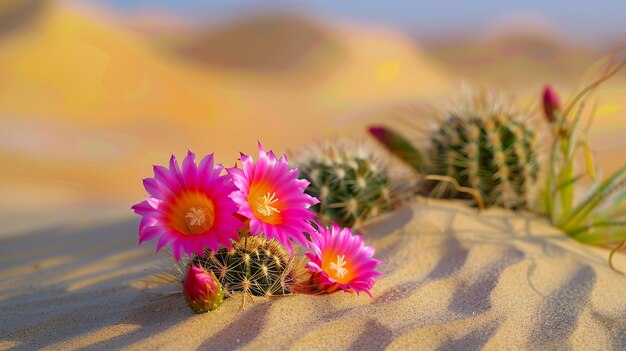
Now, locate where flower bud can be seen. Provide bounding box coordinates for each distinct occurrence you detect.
[542,85,561,123]
[183,265,224,313]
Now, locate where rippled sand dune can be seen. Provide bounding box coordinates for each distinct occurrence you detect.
[2,199,625,350]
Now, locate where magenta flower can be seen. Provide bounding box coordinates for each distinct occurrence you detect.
[305,223,382,297]
[228,143,319,252]
[543,85,561,122]
[183,265,224,313]
[131,151,242,260]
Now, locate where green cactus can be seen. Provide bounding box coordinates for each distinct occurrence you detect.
[370,90,539,209]
[191,235,296,297]
[295,140,405,228]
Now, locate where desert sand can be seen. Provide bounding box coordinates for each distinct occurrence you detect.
[2,199,625,350]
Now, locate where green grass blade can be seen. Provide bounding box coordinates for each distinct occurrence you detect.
[569,220,626,237]
[562,58,626,118]
[544,138,560,220]
[559,165,626,231]
[557,173,584,191]
[559,102,586,215]
[559,158,575,215]
[591,189,626,220]
[569,222,626,245]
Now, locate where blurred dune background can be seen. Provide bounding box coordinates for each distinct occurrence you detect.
[1,0,626,235]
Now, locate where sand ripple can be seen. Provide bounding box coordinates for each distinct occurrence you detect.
[1,199,626,350]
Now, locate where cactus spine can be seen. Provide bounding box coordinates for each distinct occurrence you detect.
[295,140,405,227]
[371,89,539,209]
[192,235,295,297]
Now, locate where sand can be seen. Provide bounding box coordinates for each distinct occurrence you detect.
[2,198,625,350]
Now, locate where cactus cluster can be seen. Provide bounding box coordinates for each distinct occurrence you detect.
[191,235,296,298]
[295,140,406,228]
[371,89,540,209]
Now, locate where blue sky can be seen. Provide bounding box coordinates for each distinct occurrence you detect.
[82,0,626,44]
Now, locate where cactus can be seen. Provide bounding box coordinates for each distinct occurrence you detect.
[428,109,539,208]
[295,140,408,228]
[370,89,539,209]
[191,235,296,298]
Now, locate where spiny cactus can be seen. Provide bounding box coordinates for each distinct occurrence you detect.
[370,89,540,209]
[295,140,409,228]
[429,108,539,208]
[191,235,296,298]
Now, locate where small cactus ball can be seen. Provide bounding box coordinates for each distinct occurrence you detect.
[295,140,403,228]
[191,235,295,297]
[427,91,539,208]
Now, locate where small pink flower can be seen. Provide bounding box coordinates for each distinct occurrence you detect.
[183,265,224,313]
[305,223,382,297]
[228,143,319,252]
[131,151,242,261]
[543,85,561,122]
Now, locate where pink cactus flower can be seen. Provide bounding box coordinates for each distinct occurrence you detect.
[228,143,319,252]
[543,85,562,122]
[131,151,242,261]
[305,223,382,297]
[183,265,224,313]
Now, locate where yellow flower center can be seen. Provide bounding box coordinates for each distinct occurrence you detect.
[185,207,215,234]
[168,191,215,235]
[330,255,349,278]
[322,253,354,284]
[255,192,281,217]
[248,182,282,225]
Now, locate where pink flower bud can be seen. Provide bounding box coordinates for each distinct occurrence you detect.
[183,265,224,313]
[543,85,561,122]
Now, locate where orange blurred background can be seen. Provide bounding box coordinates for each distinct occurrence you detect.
[1,0,625,235]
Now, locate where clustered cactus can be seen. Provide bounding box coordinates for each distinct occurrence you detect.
[191,235,296,298]
[295,140,407,228]
[133,144,385,314]
[370,89,540,209]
